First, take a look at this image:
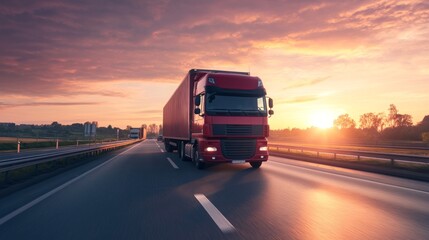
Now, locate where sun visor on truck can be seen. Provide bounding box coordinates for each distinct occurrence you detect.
[205,85,266,97]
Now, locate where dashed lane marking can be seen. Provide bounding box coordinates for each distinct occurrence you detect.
[167,157,178,169]
[194,194,235,233]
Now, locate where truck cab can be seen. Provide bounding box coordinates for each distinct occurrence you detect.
[163,69,273,169]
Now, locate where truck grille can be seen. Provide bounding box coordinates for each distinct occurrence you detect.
[213,124,263,136]
[221,139,256,160]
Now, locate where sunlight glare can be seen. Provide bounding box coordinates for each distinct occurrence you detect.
[309,110,336,129]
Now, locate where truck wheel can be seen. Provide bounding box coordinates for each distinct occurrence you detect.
[193,149,205,169]
[164,140,173,152]
[250,161,262,169]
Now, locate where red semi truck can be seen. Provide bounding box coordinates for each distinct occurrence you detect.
[163,69,273,169]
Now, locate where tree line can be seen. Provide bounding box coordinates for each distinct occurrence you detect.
[331,104,429,142]
[271,104,429,143]
[333,104,414,131]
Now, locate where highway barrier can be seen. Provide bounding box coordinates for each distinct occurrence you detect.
[0,140,141,187]
[269,144,429,165]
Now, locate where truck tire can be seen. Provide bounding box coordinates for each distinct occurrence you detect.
[164,140,173,153]
[250,161,262,169]
[193,149,205,169]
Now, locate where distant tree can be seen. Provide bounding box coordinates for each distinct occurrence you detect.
[333,114,356,129]
[107,125,112,130]
[51,121,61,127]
[148,123,158,134]
[386,104,413,127]
[387,104,398,127]
[395,114,413,127]
[359,113,384,131]
[419,115,429,126]
[71,123,83,127]
[417,115,429,133]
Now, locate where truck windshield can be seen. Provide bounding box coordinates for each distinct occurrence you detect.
[205,94,267,116]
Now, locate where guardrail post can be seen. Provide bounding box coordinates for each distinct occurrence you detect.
[288,148,290,153]
[76,140,79,147]
[17,141,21,153]
[56,139,59,149]
[334,153,336,160]
[391,159,395,166]
[357,155,360,161]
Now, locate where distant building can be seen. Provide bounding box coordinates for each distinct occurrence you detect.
[84,121,98,137]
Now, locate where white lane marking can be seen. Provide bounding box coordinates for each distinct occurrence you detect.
[0,142,142,226]
[269,159,429,195]
[194,194,235,233]
[166,157,178,169]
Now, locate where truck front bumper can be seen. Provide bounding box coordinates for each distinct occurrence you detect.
[198,138,269,163]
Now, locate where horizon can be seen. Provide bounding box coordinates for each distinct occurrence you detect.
[1,1,428,129]
[2,109,428,131]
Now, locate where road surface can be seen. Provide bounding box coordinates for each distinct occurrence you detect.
[0,140,428,239]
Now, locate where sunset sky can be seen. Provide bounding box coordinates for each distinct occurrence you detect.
[1,0,428,130]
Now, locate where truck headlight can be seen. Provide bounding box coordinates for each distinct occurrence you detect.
[259,146,268,151]
[205,146,217,152]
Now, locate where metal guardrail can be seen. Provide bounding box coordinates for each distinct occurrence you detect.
[0,140,141,173]
[269,144,429,165]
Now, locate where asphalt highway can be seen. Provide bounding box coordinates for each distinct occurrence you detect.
[0,139,428,239]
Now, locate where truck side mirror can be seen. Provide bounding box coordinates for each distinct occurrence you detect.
[195,95,201,106]
[269,109,274,115]
[194,108,201,115]
[268,98,273,109]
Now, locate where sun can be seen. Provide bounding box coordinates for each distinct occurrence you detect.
[309,110,336,129]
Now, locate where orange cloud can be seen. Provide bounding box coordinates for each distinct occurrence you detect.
[1,0,428,128]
